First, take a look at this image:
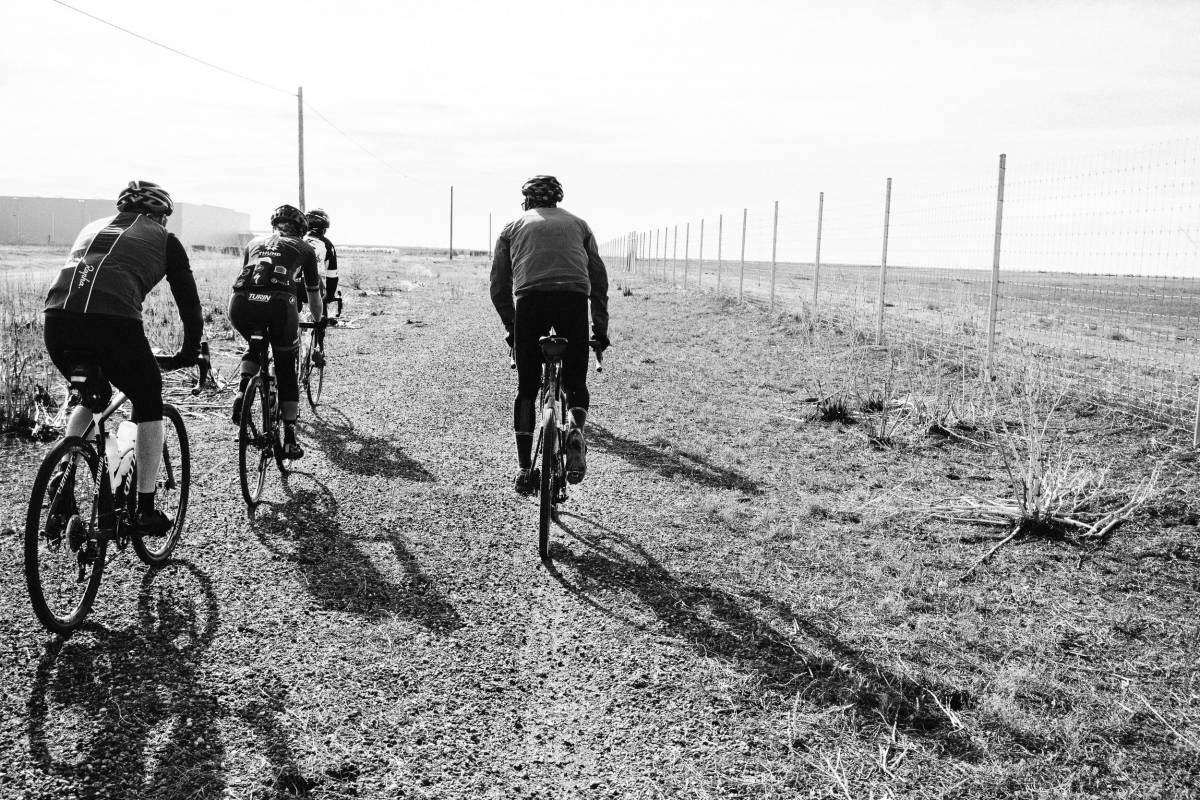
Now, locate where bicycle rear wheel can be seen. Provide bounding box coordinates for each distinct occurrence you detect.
[24,436,106,635]
[131,404,190,565]
[538,415,556,561]
[238,376,270,507]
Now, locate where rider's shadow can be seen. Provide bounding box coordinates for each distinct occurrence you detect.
[301,407,435,483]
[587,423,763,494]
[548,514,977,754]
[25,562,227,798]
[255,470,461,632]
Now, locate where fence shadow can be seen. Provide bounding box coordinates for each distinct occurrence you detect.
[548,513,976,754]
[254,470,461,631]
[587,423,762,494]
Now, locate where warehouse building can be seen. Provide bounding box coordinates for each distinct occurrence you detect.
[0,195,252,249]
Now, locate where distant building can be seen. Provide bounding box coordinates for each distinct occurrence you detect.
[0,195,252,249]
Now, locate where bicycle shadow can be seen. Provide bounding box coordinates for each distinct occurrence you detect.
[25,561,227,798]
[587,423,762,494]
[300,405,435,482]
[547,513,976,754]
[254,470,461,631]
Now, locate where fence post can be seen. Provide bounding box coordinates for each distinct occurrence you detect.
[672,225,678,286]
[875,177,893,345]
[769,201,780,313]
[813,191,824,322]
[698,218,705,290]
[739,208,747,302]
[717,214,724,295]
[985,154,1007,381]
[684,221,690,287]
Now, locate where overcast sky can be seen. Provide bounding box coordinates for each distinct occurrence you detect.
[4,0,1199,251]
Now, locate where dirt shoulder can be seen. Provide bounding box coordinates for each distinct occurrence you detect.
[0,256,1197,799]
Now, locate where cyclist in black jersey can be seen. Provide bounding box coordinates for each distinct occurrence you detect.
[303,208,339,324]
[490,175,610,494]
[229,204,324,459]
[42,180,203,536]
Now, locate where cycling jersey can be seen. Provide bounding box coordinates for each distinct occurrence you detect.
[44,212,203,351]
[234,233,320,296]
[303,232,337,281]
[491,207,609,338]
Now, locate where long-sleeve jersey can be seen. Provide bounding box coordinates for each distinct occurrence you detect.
[490,206,609,334]
[44,212,203,351]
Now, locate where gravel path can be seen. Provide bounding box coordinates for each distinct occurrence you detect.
[1,257,1197,799]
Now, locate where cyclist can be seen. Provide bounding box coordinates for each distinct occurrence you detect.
[229,204,323,459]
[303,208,339,324]
[42,180,203,536]
[490,175,609,495]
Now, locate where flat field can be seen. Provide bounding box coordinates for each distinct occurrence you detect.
[0,251,1198,798]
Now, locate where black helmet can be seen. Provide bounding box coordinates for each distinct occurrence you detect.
[117,180,173,216]
[270,204,307,235]
[305,208,330,231]
[520,175,564,205]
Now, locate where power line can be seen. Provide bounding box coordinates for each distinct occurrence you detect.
[48,0,293,97]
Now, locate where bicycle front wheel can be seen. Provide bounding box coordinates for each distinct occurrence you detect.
[239,376,270,507]
[538,416,556,561]
[131,404,190,565]
[306,341,325,408]
[24,436,106,635]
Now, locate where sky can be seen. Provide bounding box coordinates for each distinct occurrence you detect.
[4,0,1200,255]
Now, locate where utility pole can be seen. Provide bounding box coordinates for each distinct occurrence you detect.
[488,212,492,259]
[449,185,454,260]
[297,86,305,211]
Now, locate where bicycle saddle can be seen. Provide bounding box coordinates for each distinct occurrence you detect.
[62,350,112,411]
[539,336,569,361]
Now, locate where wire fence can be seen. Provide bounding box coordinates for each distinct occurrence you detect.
[598,139,1200,440]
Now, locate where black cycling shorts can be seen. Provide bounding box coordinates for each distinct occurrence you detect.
[43,311,163,422]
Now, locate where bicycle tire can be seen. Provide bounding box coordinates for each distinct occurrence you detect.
[24,436,106,635]
[131,404,190,565]
[239,376,268,507]
[538,413,556,561]
[307,341,325,408]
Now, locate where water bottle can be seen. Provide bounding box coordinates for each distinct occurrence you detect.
[114,421,137,482]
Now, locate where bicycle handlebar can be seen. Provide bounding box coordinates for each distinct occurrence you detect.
[506,341,606,372]
[155,340,212,395]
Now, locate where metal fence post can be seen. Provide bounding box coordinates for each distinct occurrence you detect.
[739,208,747,302]
[672,225,678,286]
[684,221,690,287]
[769,201,780,313]
[985,154,1007,381]
[813,191,824,323]
[717,214,724,295]
[875,178,893,345]
[698,218,705,290]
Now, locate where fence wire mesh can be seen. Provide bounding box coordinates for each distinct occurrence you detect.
[600,139,1200,433]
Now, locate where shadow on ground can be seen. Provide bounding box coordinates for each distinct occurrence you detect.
[547,513,976,755]
[302,404,434,482]
[588,423,762,494]
[254,470,461,631]
[25,561,356,798]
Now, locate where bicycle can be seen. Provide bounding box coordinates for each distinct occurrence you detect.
[24,349,210,636]
[298,318,326,410]
[515,335,603,561]
[238,330,305,508]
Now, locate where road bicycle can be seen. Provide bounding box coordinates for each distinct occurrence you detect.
[24,350,209,636]
[298,318,326,410]
[513,335,603,561]
[237,330,301,509]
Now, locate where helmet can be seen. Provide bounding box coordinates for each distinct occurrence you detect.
[116,180,173,216]
[270,204,307,235]
[520,175,564,204]
[305,208,330,231]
